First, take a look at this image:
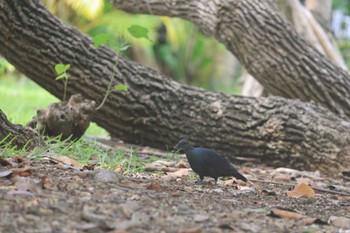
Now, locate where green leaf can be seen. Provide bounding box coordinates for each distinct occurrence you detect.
[55,73,67,80]
[114,84,128,92]
[54,64,66,75]
[93,33,112,48]
[54,63,70,75]
[127,25,151,41]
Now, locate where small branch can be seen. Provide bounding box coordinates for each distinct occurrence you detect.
[95,54,120,111]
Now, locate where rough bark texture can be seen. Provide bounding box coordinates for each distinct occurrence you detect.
[111,0,350,118]
[0,0,350,172]
[0,110,44,150]
[27,94,96,140]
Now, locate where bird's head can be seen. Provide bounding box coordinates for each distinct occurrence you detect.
[174,139,190,151]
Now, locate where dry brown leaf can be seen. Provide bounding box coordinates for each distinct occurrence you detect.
[12,166,32,177]
[0,157,11,166]
[40,176,55,189]
[57,156,84,169]
[114,166,124,174]
[270,208,303,220]
[165,168,191,178]
[224,179,234,186]
[287,183,315,198]
[147,182,161,191]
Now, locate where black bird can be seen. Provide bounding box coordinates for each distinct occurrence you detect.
[175,139,247,183]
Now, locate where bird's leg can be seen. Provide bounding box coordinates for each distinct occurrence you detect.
[195,176,204,184]
[214,177,218,184]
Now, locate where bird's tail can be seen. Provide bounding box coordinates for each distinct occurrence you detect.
[234,171,247,182]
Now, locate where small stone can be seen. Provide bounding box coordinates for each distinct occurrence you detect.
[94,170,121,183]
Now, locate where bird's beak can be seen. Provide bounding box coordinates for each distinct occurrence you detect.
[174,142,181,150]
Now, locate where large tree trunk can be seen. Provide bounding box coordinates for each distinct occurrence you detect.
[111,0,350,118]
[0,0,350,173]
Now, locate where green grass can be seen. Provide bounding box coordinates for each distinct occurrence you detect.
[0,77,108,136]
[0,77,165,172]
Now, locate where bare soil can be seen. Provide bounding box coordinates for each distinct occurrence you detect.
[0,147,349,233]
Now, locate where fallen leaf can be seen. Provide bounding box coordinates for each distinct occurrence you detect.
[0,157,11,166]
[40,176,55,189]
[147,182,161,191]
[144,160,176,172]
[114,166,124,174]
[224,179,234,186]
[287,183,315,198]
[269,208,303,220]
[13,155,27,164]
[57,156,84,169]
[12,166,32,177]
[194,214,209,222]
[165,168,191,179]
[328,216,350,228]
[0,169,13,178]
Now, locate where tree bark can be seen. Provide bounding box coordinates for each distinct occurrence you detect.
[111,0,350,118]
[0,110,43,150]
[0,0,350,172]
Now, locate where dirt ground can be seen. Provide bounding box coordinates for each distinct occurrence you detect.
[0,144,350,233]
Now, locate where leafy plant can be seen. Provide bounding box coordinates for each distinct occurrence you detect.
[114,84,128,92]
[127,25,152,42]
[93,33,112,48]
[93,32,131,110]
[54,63,71,101]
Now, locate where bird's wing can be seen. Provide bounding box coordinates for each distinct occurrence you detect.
[193,148,231,176]
[196,148,230,166]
